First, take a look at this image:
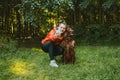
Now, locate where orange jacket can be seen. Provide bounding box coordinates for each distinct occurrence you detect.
[41,27,63,45]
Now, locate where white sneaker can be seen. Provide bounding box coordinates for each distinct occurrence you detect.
[49,60,58,67]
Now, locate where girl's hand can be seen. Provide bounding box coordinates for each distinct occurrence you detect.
[56,27,61,34]
[55,32,61,39]
[55,27,61,38]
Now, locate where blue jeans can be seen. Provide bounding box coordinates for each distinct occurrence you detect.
[41,41,64,60]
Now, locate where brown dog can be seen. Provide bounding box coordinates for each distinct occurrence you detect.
[61,27,75,64]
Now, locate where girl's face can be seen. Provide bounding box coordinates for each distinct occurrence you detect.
[59,24,66,33]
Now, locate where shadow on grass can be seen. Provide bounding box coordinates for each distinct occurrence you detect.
[17,38,120,49]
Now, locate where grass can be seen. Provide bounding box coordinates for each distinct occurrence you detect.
[0,45,120,80]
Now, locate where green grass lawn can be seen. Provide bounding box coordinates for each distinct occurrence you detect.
[0,45,120,80]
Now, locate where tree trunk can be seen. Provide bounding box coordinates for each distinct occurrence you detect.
[16,9,21,39]
[72,0,81,25]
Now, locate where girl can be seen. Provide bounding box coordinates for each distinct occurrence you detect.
[41,22,67,67]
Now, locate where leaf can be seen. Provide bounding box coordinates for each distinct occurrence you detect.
[102,0,116,10]
[15,4,21,8]
[79,0,91,10]
[31,22,37,27]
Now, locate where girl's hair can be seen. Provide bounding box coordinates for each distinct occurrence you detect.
[58,21,67,26]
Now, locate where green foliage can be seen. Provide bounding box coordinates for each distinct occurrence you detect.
[15,0,74,27]
[0,36,18,53]
[107,24,120,41]
[0,0,119,42]
[102,0,116,10]
[16,0,41,27]
[66,0,74,10]
[109,24,120,28]
[79,0,91,10]
[74,24,120,43]
[86,24,101,29]
[84,24,102,42]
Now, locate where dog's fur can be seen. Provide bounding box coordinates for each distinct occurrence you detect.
[61,27,75,64]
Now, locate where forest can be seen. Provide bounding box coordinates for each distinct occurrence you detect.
[0,0,120,43]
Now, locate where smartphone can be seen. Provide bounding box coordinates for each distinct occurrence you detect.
[56,27,61,33]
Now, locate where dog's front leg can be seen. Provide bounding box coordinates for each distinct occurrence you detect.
[63,51,67,64]
[71,49,75,64]
[71,56,75,64]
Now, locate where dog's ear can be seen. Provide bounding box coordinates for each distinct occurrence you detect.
[68,28,74,36]
[63,28,69,37]
[63,32,67,38]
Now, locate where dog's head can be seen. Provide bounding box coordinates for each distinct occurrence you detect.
[63,27,74,38]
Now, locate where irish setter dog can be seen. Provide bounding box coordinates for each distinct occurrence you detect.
[61,27,75,64]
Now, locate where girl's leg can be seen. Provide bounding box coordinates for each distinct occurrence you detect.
[41,41,55,60]
[41,42,59,67]
[53,45,64,56]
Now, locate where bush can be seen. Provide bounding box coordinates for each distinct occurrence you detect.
[85,24,102,42]
[74,24,120,44]
[0,36,18,52]
[107,24,120,41]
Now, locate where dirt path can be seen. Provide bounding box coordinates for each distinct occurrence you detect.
[18,39,41,48]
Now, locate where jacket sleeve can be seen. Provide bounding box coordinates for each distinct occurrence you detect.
[46,28,56,41]
[41,27,63,45]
